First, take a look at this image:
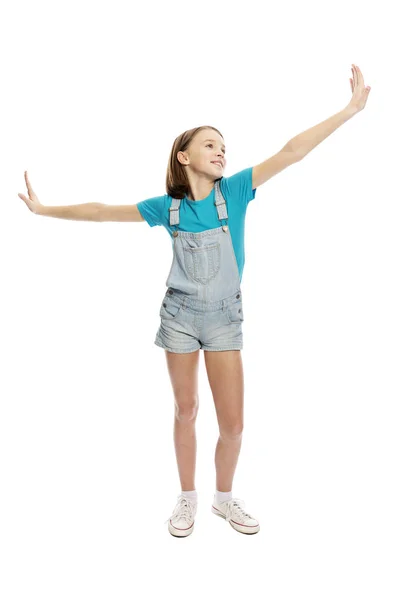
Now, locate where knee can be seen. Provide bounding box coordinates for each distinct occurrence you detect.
[219,423,243,440]
[174,397,199,421]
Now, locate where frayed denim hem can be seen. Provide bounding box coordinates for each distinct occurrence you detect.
[154,339,201,354]
[154,339,242,353]
[201,347,242,352]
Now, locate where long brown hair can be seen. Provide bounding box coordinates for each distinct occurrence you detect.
[166,125,224,199]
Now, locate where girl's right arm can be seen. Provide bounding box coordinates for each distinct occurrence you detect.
[18,171,145,223]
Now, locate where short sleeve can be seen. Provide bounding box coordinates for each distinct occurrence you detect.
[136,195,166,227]
[220,166,257,208]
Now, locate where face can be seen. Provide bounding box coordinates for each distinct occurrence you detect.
[178,129,226,176]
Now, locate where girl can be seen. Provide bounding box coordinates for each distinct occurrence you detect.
[18,64,371,538]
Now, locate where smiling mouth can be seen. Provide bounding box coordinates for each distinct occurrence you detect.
[211,162,222,168]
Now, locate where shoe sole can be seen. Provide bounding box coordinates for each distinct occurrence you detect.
[168,520,194,537]
[211,505,260,534]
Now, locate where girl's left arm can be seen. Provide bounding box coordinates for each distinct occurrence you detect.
[287,64,371,158]
[252,64,371,190]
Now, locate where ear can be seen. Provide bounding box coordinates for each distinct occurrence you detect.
[177,150,189,166]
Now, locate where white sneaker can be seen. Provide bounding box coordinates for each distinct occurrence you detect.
[212,495,260,534]
[165,494,197,537]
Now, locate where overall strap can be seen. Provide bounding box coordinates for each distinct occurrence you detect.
[169,181,229,236]
[169,197,181,226]
[214,180,229,227]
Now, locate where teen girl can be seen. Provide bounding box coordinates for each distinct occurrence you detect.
[18,64,370,538]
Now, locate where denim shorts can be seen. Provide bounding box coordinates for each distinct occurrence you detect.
[154,288,244,353]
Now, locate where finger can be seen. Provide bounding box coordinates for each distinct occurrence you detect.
[351,64,358,87]
[353,64,359,87]
[24,173,36,198]
[25,170,32,188]
[355,65,363,86]
[356,65,364,86]
[355,65,359,87]
[18,193,29,202]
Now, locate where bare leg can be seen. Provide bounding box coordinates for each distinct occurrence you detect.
[204,350,244,492]
[214,433,243,492]
[173,414,198,490]
[165,349,201,490]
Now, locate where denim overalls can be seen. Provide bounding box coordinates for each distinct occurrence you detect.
[154,179,244,353]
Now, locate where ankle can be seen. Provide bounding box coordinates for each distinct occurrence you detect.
[181,489,198,503]
[215,489,232,504]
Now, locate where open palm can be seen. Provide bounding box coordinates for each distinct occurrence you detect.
[348,64,371,113]
[18,171,42,214]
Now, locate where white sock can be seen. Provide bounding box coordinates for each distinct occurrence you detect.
[215,489,232,504]
[181,489,197,503]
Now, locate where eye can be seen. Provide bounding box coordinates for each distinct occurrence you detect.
[207,143,225,154]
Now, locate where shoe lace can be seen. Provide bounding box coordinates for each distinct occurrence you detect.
[164,495,196,525]
[225,497,252,522]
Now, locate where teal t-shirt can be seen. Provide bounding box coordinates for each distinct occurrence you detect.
[136,166,257,282]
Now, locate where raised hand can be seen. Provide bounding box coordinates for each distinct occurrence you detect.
[348,64,371,114]
[18,171,43,214]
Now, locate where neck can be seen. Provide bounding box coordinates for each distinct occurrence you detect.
[186,175,218,201]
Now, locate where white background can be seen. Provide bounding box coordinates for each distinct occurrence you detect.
[1,0,399,598]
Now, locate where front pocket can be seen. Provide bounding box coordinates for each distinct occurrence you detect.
[160,297,182,320]
[183,242,221,285]
[226,298,244,323]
